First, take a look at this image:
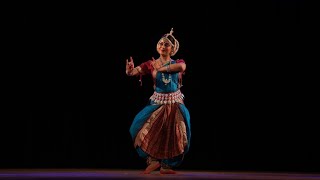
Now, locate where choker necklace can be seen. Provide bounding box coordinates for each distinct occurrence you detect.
[160,58,171,66]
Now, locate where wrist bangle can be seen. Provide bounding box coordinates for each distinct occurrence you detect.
[126,70,133,76]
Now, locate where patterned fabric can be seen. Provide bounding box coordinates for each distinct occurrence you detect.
[129,59,191,168]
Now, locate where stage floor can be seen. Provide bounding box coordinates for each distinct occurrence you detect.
[0,169,319,180]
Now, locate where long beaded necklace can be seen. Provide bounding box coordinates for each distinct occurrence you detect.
[160,58,172,85]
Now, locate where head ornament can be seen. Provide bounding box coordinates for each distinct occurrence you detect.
[158,28,180,56]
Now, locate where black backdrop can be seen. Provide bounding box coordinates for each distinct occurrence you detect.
[2,0,318,173]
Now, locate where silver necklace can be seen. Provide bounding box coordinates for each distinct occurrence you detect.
[160,58,172,85]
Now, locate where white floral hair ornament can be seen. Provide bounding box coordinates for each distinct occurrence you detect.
[157,28,180,56]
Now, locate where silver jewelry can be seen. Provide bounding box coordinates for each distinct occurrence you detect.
[162,73,171,85]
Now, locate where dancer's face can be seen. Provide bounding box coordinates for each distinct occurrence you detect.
[157,38,173,56]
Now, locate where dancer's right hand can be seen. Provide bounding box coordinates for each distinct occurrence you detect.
[126,56,134,74]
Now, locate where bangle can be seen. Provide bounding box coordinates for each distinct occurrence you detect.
[136,67,142,74]
[126,70,133,76]
[166,64,170,72]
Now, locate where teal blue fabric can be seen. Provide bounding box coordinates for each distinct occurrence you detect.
[129,59,191,168]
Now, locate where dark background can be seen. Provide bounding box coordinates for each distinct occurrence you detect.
[2,0,318,173]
